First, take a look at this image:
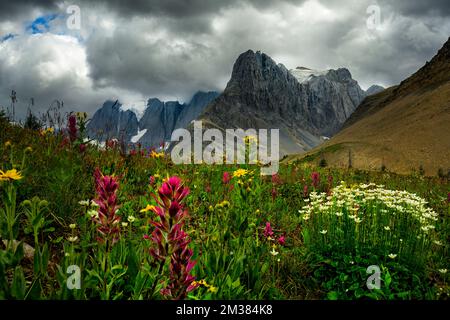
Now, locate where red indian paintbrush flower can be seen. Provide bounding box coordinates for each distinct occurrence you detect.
[278,235,286,246]
[222,172,231,184]
[303,184,309,198]
[311,172,320,189]
[92,168,121,243]
[264,222,274,238]
[68,114,77,142]
[149,176,198,300]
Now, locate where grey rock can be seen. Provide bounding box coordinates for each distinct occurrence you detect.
[195,50,367,155]
[87,100,139,142]
[365,85,385,96]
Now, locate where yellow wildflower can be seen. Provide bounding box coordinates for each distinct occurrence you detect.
[0,169,23,181]
[208,286,218,293]
[150,151,164,158]
[69,224,76,229]
[140,204,156,213]
[233,169,249,178]
[4,141,12,148]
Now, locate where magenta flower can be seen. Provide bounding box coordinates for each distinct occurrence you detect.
[68,114,77,142]
[223,172,231,184]
[303,185,309,198]
[271,187,278,201]
[149,176,197,300]
[79,143,86,153]
[92,168,121,244]
[278,236,286,246]
[264,222,274,238]
[311,172,320,188]
[271,173,282,185]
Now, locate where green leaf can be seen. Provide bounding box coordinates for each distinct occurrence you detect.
[11,266,26,300]
[327,291,339,300]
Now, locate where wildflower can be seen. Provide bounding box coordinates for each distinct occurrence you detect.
[434,240,443,246]
[263,222,274,238]
[244,135,258,144]
[25,146,32,153]
[311,172,320,188]
[319,230,328,235]
[208,286,218,293]
[150,150,164,158]
[76,112,87,122]
[388,254,397,259]
[92,168,121,244]
[65,252,70,257]
[303,185,309,198]
[0,169,23,181]
[140,204,156,213]
[150,176,197,300]
[438,269,447,274]
[354,217,362,223]
[143,234,150,240]
[271,174,282,185]
[79,144,86,153]
[221,172,231,184]
[69,224,76,229]
[278,236,286,246]
[271,187,278,201]
[384,226,391,231]
[233,169,249,178]
[87,209,98,219]
[270,247,279,256]
[122,222,128,227]
[4,141,12,148]
[68,114,77,142]
[68,236,78,242]
[127,215,136,223]
[79,200,90,206]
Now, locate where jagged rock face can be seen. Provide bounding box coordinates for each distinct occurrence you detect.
[138,99,185,148]
[175,91,219,130]
[198,50,367,154]
[87,100,139,142]
[87,91,218,147]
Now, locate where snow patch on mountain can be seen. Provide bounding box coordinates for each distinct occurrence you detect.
[289,66,329,83]
[130,129,147,143]
[119,100,147,121]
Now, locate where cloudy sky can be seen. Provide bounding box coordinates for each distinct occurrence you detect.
[0,0,449,119]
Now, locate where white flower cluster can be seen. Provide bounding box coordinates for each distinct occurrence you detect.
[299,182,438,232]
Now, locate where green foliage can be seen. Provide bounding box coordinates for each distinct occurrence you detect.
[0,119,449,300]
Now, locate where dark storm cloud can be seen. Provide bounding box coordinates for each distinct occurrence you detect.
[380,0,450,17]
[0,0,57,18]
[0,0,449,119]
